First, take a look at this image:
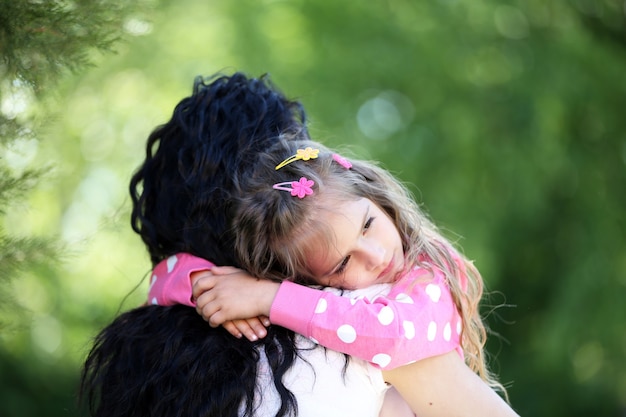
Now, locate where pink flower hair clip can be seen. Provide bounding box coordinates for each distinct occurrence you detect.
[332,153,352,169]
[273,177,315,198]
[275,147,319,170]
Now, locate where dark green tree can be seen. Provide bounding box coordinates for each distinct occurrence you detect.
[0,0,142,326]
[0,1,146,415]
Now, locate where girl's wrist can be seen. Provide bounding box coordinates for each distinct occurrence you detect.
[269,281,324,336]
[259,280,281,316]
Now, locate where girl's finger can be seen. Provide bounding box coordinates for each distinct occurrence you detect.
[240,317,267,340]
[209,266,243,275]
[192,275,217,300]
[196,294,220,323]
[231,319,262,341]
[222,321,243,339]
[259,315,271,327]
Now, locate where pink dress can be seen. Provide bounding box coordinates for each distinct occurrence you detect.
[149,253,463,370]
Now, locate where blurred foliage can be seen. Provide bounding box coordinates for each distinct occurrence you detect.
[0,0,152,414]
[1,0,625,416]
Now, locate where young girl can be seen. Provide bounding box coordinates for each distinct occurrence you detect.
[148,137,507,396]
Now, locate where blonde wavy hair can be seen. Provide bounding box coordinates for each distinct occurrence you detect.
[232,134,506,396]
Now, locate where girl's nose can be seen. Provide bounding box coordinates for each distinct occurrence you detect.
[362,239,385,271]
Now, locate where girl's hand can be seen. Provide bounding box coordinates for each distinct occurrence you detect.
[191,266,280,331]
[222,316,271,341]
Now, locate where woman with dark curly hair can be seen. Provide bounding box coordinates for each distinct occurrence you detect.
[80,73,406,417]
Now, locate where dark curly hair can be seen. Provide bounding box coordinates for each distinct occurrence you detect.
[130,72,308,267]
[80,73,308,417]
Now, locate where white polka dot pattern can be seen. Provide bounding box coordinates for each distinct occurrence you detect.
[443,322,451,341]
[337,324,357,343]
[315,298,328,314]
[166,255,178,273]
[395,293,414,304]
[147,253,214,308]
[300,264,465,370]
[403,320,415,340]
[148,252,466,371]
[377,306,394,325]
[425,283,441,302]
[372,353,392,368]
[427,321,437,341]
[294,267,461,369]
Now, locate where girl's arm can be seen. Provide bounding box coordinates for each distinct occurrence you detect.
[267,266,462,370]
[379,387,415,417]
[382,350,519,417]
[150,255,514,417]
[152,253,462,370]
[148,254,270,341]
[148,253,214,306]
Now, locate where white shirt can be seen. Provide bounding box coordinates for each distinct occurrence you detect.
[250,335,389,417]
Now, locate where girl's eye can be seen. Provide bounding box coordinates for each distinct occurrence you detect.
[335,255,351,275]
[363,217,375,232]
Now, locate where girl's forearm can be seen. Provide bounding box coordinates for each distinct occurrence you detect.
[382,351,519,417]
[270,267,462,369]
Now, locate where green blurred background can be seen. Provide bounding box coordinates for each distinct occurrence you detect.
[1,0,625,415]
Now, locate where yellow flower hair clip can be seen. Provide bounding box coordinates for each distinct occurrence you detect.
[275,147,320,170]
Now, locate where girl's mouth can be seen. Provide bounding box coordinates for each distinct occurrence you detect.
[378,256,395,282]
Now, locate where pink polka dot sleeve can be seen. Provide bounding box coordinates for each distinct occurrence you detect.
[270,266,463,370]
[146,252,464,371]
[147,253,214,307]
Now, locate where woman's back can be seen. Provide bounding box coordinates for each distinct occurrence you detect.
[81,305,388,417]
[256,335,387,416]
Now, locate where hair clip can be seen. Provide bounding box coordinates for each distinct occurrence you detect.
[275,147,319,170]
[332,153,352,169]
[273,177,315,198]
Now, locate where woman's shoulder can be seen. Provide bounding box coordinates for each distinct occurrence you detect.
[276,335,388,417]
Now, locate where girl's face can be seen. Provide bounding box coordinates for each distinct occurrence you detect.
[306,198,405,290]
